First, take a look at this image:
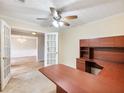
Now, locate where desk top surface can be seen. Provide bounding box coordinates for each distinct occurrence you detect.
[39,64,124,93]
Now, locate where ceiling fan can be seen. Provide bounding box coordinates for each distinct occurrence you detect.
[36,7,78,28]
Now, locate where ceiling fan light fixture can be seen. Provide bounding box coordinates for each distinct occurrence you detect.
[37,7,77,28]
[52,21,64,28]
[59,21,64,27]
[52,21,59,28]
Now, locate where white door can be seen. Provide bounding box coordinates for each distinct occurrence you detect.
[44,33,58,66]
[0,20,11,90]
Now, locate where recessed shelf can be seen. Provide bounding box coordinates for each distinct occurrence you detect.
[85,61,103,75]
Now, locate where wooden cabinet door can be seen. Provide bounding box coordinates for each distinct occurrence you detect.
[99,37,115,47]
[89,39,99,47]
[80,39,89,47]
[76,59,85,71]
[114,36,124,47]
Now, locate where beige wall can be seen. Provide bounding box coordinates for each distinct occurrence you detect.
[60,13,124,67]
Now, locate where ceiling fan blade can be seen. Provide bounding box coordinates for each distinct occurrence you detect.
[36,18,49,20]
[63,21,70,26]
[64,15,78,20]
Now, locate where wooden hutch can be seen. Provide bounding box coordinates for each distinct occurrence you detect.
[76,36,124,75]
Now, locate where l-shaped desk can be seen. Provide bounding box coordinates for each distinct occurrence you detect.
[39,36,124,93]
[39,64,124,93]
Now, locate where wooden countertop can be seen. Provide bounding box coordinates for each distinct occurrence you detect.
[39,64,124,93]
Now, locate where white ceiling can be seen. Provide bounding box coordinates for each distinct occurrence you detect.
[0,0,124,28]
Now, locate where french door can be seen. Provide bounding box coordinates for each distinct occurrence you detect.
[0,20,11,90]
[44,32,58,66]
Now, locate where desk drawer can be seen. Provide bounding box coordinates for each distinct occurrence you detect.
[76,59,85,71]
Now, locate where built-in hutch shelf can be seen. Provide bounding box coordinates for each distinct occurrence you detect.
[76,36,124,75]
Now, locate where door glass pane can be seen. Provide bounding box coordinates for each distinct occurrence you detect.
[46,33,58,66]
[4,26,10,79]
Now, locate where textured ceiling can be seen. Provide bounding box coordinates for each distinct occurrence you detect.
[0,0,124,28]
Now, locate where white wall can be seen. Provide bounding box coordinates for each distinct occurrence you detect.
[60,13,124,67]
[11,35,37,58]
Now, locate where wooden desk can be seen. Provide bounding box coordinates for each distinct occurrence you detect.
[39,64,124,93]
